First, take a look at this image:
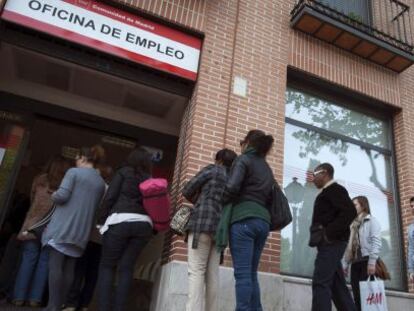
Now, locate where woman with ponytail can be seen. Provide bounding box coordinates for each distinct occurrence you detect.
[42,146,106,311]
[97,147,154,311]
[223,130,275,310]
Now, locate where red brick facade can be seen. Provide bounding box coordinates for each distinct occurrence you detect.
[1,0,413,293]
[110,0,414,291]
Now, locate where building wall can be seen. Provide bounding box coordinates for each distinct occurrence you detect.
[286,1,414,292]
[115,0,414,291]
[157,0,239,265]
[115,0,208,31]
[1,0,413,295]
[219,0,291,273]
[162,0,291,274]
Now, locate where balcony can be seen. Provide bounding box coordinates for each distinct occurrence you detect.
[291,0,414,72]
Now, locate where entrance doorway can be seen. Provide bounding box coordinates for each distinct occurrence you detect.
[0,41,191,310]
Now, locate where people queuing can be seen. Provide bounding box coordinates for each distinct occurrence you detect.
[42,146,106,311]
[97,147,154,311]
[12,156,71,307]
[63,165,113,311]
[222,130,275,310]
[3,129,414,311]
[182,148,237,311]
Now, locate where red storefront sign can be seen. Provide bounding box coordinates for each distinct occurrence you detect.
[1,0,202,80]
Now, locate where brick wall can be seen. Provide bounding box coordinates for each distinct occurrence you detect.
[220,0,291,273]
[159,0,292,274]
[287,0,414,293]
[162,0,239,263]
[113,0,414,289]
[395,68,414,293]
[115,0,207,31]
[289,27,401,106]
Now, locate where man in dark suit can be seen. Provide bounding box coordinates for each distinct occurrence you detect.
[310,163,357,311]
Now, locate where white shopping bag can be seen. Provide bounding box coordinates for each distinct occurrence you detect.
[359,276,388,311]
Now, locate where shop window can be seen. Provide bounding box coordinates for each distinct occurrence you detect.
[281,87,403,290]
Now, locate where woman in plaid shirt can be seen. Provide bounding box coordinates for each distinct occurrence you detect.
[182,148,237,311]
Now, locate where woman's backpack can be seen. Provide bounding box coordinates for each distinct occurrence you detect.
[139,178,171,232]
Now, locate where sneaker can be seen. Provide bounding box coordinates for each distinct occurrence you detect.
[61,308,76,311]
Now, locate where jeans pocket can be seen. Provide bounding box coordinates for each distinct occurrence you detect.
[231,222,248,239]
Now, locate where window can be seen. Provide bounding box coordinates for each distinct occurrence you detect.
[281,87,403,290]
[321,0,371,24]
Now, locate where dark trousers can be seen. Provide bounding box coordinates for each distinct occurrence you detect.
[350,259,369,311]
[66,242,102,309]
[97,222,152,311]
[229,218,270,311]
[312,241,356,311]
[44,248,76,311]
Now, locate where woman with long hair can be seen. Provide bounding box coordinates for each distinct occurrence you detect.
[97,147,154,311]
[183,148,237,311]
[42,146,106,311]
[223,129,275,310]
[12,156,71,307]
[343,196,383,311]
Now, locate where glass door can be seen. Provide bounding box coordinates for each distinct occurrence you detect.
[0,110,31,227]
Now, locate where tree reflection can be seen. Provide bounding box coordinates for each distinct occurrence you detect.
[286,89,389,193]
[282,89,400,288]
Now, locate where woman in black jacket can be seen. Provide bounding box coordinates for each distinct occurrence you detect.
[97,147,153,311]
[224,130,275,311]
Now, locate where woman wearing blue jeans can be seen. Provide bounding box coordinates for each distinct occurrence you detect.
[13,156,70,307]
[223,130,275,311]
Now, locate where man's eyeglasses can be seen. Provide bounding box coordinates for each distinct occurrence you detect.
[312,169,326,177]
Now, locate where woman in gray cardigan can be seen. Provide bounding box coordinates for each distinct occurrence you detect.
[42,146,106,311]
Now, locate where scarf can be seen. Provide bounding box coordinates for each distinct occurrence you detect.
[345,212,367,262]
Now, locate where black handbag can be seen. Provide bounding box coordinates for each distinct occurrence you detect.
[27,204,56,239]
[268,181,293,231]
[309,224,324,247]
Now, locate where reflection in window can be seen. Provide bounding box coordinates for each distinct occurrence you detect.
[281,89,403,290]
[285,88,390,149]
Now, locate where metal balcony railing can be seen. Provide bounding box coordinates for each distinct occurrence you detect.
[291,0,414,55]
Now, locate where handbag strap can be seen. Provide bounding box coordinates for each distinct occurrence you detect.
[27,204,56,231]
